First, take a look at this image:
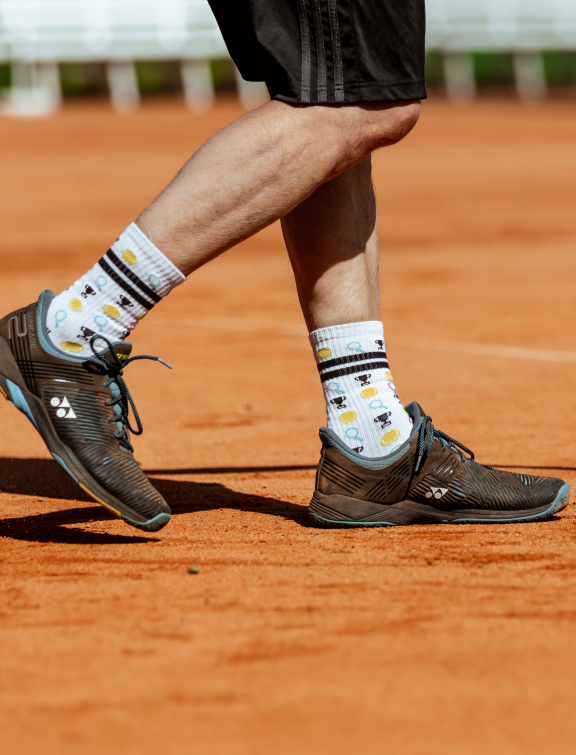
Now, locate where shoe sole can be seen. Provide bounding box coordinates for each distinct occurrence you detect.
[308,485,570,528]
[0,346,170,533]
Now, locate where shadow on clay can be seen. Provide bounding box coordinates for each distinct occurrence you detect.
[0,458,568,545]
[146,464,317,475]
[0,457,311,544]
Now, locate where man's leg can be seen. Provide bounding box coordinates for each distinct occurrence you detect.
[44,100,419,350]
[0,100,419,533]
[279,151,569,528]
[136,101,419,275]
[282,156,412,457]
[282,155,380,332]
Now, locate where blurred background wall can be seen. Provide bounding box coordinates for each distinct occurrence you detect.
[0,0,575,116]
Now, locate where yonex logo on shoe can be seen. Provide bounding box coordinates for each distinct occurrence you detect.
[50,396,77,419]
[426,486,448,500]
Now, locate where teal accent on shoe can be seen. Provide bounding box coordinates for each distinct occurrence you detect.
[310,483,570,528]
[50,452,79,484]
[318,401,424,471]
[7,379,39,431]
[450,482,570,524]
[309,511,399,528]
[121,512,171,532]
[36,290,85,363]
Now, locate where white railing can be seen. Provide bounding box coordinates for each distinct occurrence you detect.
[0,0,266,114]
[0,0,574,114]
[426,0,576,101]
[426,0,576,51]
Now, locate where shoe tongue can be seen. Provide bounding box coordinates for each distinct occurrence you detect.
[96,341,132,365]
[109,341,132,364]
[405,401,425,424]
[113,341,132,357]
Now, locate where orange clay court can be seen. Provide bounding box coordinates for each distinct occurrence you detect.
[1,97,576,754]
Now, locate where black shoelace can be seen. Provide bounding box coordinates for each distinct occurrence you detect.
[89,335,171,452]
[415,413,492,473]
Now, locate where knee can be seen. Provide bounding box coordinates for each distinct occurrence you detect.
[311,100,421,168]
[360,101,421,151]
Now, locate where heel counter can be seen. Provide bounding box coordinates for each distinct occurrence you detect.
[316,447,368,497]
[315,447,326,492]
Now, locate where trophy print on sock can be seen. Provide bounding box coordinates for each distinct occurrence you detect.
[80,285,96,299]
[46,223,185,354]
[374,412,392,429]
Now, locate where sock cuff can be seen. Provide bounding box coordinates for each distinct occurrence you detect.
[309,321,384,348]
[109,223,186,299]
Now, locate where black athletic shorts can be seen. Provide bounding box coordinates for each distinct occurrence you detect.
[208,0,426,104]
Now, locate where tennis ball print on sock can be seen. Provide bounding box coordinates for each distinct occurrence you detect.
[361,387,378,399]
[317,348,332,359]
[69,298,82,311]
[103,304,120,320]
[122,249,137,265]
[61,340,84,353]
[381,429,401,446]
[339,411,357,423]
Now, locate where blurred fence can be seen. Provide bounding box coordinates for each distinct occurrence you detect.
[0,0,267,114]
[0,0,575,115]
[427,0,576,102]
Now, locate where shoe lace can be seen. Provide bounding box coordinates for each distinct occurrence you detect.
[415,413,494,473]
[89,335,172,453]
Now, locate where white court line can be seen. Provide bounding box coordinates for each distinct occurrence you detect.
[188,315,576,364]
[411,338,576,365]
[188,314,307,337]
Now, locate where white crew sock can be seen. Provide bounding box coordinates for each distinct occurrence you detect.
[310,321,412,457]
[46,223,185,355]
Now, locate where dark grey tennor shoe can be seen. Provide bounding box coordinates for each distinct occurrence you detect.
[0,290,171,532]
[310,403,569,527]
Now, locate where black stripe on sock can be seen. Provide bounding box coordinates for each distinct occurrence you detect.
[320,360,389,383]
[105,249,162,304]
[97,257,155,311]
[317,351,388,372]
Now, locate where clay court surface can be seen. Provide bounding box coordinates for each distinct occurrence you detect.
[1,96,576,754]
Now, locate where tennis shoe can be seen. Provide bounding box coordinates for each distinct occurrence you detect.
[0,290,171,531]
[310,402,569,527]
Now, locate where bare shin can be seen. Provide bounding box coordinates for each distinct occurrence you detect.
[282,155,381,332]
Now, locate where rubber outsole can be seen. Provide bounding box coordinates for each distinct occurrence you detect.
[308,483,570,528]
[1,366,171,533]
